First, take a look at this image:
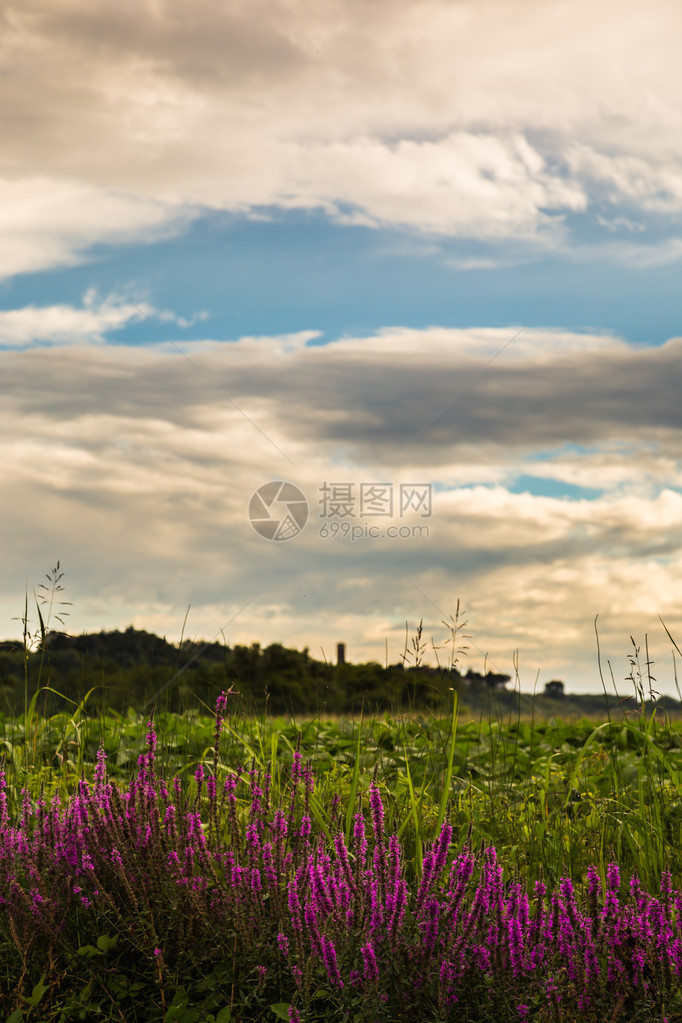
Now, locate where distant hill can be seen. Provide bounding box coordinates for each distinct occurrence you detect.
[0,627,676,719]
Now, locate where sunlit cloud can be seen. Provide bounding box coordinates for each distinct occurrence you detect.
[2,0,682,272]
[0,323,680,692]
[0,179,197,280]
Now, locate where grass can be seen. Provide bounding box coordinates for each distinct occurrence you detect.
[3,672,682,896]
[1,578,682,1019]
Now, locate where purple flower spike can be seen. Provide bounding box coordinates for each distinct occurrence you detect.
[215,690,228,722]
[0,770,9,829]
[94,744,107,787]
[320,934,343,989]
[146,718,157,755]
[368,783,385,844]
[606,862,620,892]
[361,941,379,984]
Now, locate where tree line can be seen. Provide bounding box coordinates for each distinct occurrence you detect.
[0,626,521,717]
[1,626,663,719]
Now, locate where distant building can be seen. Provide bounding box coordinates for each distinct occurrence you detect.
[337,643,346,665]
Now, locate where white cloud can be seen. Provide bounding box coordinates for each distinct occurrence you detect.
[0,290,199,347]
[2,0,682,270]
[280,133,586,238]
[567,145,682,211]
[0,178,197,280]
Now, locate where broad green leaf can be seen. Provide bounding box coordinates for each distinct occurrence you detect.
[77,944,102,958]
[21,974,48,1007]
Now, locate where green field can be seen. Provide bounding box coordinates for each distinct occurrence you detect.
[2,686,682,1020]
[2,583,682,1020]
[4,691,682,898]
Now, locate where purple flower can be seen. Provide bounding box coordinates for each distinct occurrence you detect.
[94,744,107,787]
[368,783,385,844]
[250,867,262,894]
[334,833,356,893]
[0,770,8,829]
[302,760,315,794]
[146,718,157,756]
[304,903,322,956]
[361,941,379,984]
[606,862,620,893]
[320,934,343,989]
[507,914,524,977]
[223,772,239,796]
[215,690,228,726]
[272,808,288,838]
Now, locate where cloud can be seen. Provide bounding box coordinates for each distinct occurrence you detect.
[2,322,681,463]
[279,133,586,238]
[567,145,682,212]
[2,0,682,270]
[0,178,197,280]
[0,289,209,348]
[0,322,680,692]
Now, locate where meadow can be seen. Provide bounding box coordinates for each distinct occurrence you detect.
[1,591,682,1021]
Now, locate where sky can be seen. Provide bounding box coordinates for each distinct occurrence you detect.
[1,0,682,697]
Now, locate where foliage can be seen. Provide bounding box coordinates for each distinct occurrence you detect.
[1,694,682,1021]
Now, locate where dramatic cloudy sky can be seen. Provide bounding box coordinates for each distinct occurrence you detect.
[2,0,681,696]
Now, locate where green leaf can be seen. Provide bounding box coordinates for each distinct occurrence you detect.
[344,713,364,846]
[215,1010,232,1023]
[399,743,423,874]
[169,989,189,1008]
[77,944,102,958]
[308,791,331,842]
[165,987,199,1022]
[270,1004,292,1020]
[21,974,48,1007]
[6,1010,25,1023]
[96,933,118,952]
[436,691,459,830]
